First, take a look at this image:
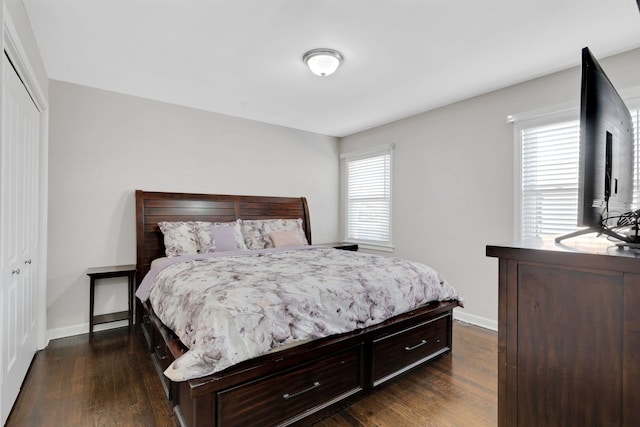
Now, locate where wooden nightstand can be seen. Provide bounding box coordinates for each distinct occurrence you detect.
[321,242,359,251]
[86,264,136,338]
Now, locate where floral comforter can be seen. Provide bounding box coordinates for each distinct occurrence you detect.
[140,246,460,381]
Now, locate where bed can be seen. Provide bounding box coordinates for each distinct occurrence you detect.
[135,190,461,427]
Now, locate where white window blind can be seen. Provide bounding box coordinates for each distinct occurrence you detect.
[518,107,640,240]
[520,120,580,240]
[343,147,392,246]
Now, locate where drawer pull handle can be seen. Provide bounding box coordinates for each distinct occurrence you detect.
[155,345,168,361]
[405,339,428,351]
[12,268,20,275]
[282,381,321,400]
[24,259,32,265]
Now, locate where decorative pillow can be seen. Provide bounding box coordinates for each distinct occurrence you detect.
[240,220,270,250]
[270,230,304,248]
[212,224,247,251]
[158,221,200,257]
[191,221,215,253]
[241,218,308,250]
[195,220,247,253]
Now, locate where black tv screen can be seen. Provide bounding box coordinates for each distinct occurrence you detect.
[577,47,634,229]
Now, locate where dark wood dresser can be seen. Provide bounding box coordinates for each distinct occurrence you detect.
[486,238,640,427]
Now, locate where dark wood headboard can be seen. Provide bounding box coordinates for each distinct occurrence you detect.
[135,190,312,288]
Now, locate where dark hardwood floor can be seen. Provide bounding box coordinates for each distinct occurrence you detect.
[5,321,496,427]
[316,321,497,427]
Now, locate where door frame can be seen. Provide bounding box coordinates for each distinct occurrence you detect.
[3,4,49,352]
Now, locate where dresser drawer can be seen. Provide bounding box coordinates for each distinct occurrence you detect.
[372,314,449,385]
[217,345,363,427]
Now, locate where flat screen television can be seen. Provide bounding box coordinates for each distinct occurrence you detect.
[555,47,636,244]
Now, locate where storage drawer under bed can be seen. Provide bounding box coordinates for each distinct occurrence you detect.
[141,312,153,350]
[146,310,184,401]
[371,313,450,386]
[151,326,175,398]
[216,345,364,427]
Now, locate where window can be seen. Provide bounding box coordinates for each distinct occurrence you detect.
[516,107,640,240]
[341,145,393,249]
[519,119,580,240]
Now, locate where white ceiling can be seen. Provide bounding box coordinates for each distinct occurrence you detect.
[22,0,640,137]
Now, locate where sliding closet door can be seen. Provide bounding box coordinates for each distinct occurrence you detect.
[1,53,40,425]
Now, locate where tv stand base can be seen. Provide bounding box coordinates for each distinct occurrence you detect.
[554,226,629,244]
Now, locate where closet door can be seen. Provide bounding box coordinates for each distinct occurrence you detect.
[1,53,40,425]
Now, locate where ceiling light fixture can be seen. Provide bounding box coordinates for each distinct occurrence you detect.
[303,48,343,77]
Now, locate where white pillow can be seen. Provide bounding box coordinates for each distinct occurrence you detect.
[194,220,248,253]
[241,218,308,250]
[158,221,199,257]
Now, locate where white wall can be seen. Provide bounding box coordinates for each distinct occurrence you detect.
[47,80,339,338]
[340,47,640,330]
[46,46,640,336]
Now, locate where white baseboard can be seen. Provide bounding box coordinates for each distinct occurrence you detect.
[47,320,129,341]
[453,309,497,332]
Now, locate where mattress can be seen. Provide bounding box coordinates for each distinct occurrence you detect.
[137,246,460,381]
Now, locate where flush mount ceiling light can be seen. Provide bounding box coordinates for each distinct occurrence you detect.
[303,48,343,77]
